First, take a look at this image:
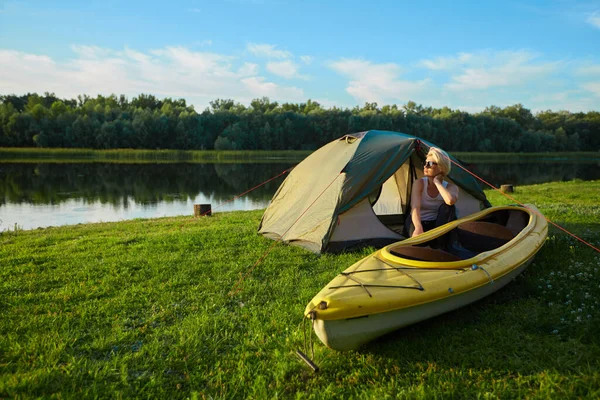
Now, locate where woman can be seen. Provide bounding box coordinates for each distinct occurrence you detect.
[408,147,459,237]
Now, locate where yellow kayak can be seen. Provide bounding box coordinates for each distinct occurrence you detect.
[304,205,548,351]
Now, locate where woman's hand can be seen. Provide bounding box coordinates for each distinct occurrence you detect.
[412,225,424,237]
[433,174,458,205]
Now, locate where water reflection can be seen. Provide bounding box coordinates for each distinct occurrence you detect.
[0,163,289,206]
[0,159,598,230]
[467,159,600,187]
[0,162,292,230]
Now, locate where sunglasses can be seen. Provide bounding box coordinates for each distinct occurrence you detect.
[423,161,438,168]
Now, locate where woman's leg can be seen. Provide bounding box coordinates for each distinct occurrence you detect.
[434,204,457,228]
[403,204,455,238]
[433,204,457,249]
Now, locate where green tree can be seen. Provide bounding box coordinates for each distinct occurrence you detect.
[250,97,278,113]
[50,101,68,118]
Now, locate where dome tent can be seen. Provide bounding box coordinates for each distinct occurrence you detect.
[258,130,490,254]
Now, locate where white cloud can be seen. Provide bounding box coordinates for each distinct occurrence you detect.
[444,50,559,91]
[0,46,305,109]
[576,64,600,76]
[247,44,308,79]
[419,53,473,70]
[582,82,600,97]
[247,43,291,59]
[241,76,304,100]
[237,62,259,76]
[531,91,572,103]
[2,44,599,113]
[266,60,305,79]
[587,12,600,29]
[328,50,599,112]
[300,55,313,65]
[71,45,113,59]
[329,59,431,104]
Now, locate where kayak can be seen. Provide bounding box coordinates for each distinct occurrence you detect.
[304,205,548,351]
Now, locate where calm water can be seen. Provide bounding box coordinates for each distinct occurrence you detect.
[1,158,599,230]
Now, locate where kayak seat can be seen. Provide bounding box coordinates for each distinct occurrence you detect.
[389,246,462,262]
[456,221,515,253]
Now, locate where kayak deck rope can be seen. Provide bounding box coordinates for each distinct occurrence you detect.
[471,264,494,283]
[327,256,435,295]
[328,283,424,294]
[417,140,600,255]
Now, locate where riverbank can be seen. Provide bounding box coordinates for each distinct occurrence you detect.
[0,147,311,163]
[1,181,599,398]
[1,147,598,164]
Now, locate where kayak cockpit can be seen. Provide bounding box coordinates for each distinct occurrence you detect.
[387,208,531,262]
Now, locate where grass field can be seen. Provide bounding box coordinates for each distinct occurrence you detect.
[1,180,599,398]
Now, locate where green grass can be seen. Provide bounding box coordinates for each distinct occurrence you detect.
[0,148,311,163]
[1,181,600,398]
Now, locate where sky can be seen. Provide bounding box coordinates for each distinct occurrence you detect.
[1,0,599,113]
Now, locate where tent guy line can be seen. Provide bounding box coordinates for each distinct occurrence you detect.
[425,140,600,255]
[226,131,598,297]
[228,171,344,296]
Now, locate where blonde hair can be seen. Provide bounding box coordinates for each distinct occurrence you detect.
[427,147,451,176]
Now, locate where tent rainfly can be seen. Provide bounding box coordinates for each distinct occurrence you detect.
[258,130,490,253]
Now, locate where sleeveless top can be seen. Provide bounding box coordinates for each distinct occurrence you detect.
[420,177,448,221]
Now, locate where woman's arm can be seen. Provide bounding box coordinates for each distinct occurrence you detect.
[433,175,458,205]
[410,179,424,237]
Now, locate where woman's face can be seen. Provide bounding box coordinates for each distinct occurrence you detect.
[423,157,441,177]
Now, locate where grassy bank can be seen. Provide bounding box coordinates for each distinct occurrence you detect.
[1,147,598,164]
[454,151,600,162]
[1,181,599,398]
[0,148,312,163]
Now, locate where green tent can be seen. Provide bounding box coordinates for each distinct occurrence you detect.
[259,130,490,253]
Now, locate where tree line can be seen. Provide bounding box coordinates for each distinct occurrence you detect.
[1,92,598,152]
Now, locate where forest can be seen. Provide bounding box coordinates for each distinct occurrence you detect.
[1,92,598,152]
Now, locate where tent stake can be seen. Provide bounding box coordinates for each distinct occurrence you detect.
[295,350,320,372]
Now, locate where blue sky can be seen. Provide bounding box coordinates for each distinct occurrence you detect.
[1,0,599,112]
